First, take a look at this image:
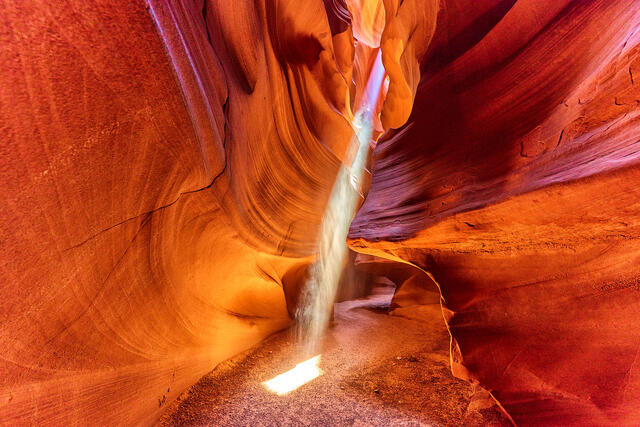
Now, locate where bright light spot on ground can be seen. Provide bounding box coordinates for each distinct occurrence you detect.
[262,355,323,395]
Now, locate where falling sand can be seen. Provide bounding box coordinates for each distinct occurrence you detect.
[295,50,386,356]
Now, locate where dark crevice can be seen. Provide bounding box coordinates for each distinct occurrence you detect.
[256,263,281,286]
[556,129,564,148]
[202,0,213,46]
[221,93,230,144]
[220,307,270,321]
[64,165,226,252]
[421,0,517,77]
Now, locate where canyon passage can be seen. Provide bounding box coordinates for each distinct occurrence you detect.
[1,0,640,426]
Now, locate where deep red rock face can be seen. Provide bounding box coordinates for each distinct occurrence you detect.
[1,0,639,425]
[350,0,640,424]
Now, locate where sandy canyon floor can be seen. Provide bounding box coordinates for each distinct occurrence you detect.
[158,287,511,426]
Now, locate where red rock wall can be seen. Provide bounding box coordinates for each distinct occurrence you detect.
[2,0,640,425]
[0,0,357,424]
[350,1,640,424]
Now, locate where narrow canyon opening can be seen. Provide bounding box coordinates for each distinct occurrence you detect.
[2,0,640,426]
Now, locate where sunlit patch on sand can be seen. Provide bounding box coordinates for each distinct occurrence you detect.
[262,355,323,395]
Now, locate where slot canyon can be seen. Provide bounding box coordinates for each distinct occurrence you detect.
[2,0,640,425]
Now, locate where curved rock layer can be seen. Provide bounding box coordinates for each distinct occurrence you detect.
[350,0,640,424]
[1,0,640,425]
[0,0,363,424]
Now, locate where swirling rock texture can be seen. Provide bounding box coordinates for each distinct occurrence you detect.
[1,0,639,426]
[350,0,640,425]
[0,0,354,424]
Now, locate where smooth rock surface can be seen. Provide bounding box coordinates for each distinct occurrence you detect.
[0,0,357,424]
[2,0,640,425]
[349,1,640,424]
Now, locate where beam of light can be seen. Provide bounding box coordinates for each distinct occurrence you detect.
[296,50,386,355]
[262,355,323,395]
